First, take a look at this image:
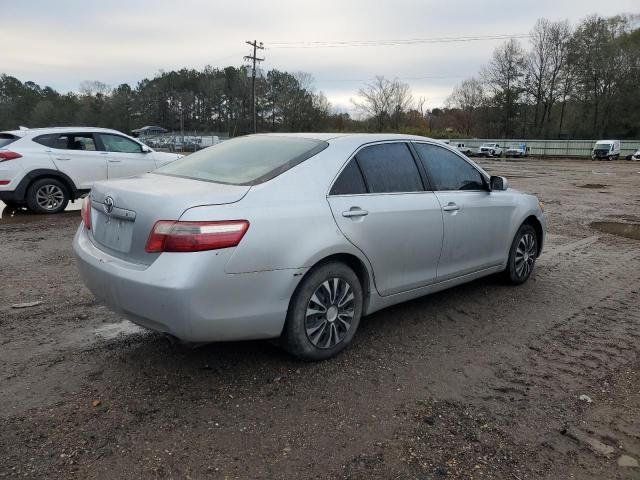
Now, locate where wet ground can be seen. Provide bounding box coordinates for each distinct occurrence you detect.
[1,158,639,479]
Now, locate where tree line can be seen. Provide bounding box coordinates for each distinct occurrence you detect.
[443,14,639,139]
[0,13,638,139]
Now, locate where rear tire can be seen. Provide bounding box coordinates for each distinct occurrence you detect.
[26,178,70,214]
[504,224,538,285]
[282,262,363,361]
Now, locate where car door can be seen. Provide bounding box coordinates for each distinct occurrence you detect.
[413,142,515,281]
[327,142,444,296]
[97,133,157,179]
[35,132,107,189]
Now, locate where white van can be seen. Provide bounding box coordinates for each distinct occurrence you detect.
[591,140,620,160]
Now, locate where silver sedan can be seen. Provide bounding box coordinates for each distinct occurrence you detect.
[73,133,545,361]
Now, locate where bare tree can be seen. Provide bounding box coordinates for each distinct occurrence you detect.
[525,19,572,136]
[446,77,484,134]
[482,38,526,137]
[351,76,414,131]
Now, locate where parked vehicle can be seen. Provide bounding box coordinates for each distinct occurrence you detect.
[591,140,620,160]
[505,143,529,157]
[74,133,545,361]
[625,149,640,161]
[455,143,473,155]
[0,127,182,213]
[477,143,503,157]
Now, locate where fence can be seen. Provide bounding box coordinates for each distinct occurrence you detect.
[138,131,230,152]
[452,139,639,158]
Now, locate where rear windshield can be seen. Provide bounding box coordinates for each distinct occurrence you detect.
[155,135,328,185]
[0,133,19,148]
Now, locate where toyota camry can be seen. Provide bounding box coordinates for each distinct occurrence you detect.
[73,133,545,360]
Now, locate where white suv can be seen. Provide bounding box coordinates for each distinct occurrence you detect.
[0,127,182,213]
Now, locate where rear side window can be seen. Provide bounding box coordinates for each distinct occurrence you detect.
[330,160,367,195]
[33,133,97,151]
[156,135,328,186]
[414,143,485,191]
[355,143,423,193]
[0,133,19,148]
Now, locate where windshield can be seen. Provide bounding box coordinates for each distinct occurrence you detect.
[594,144,612,151]
[155,135,328,185]
[481,143,495,147]
[0,133,19,148]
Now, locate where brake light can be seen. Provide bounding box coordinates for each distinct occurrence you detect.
[0,151,22,162]
[145,220,249,253]
[81,196,92,230]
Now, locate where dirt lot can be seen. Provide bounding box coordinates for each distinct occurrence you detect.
[1,158,639,479]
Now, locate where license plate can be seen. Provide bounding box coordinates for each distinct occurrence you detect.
[93,212,134,253]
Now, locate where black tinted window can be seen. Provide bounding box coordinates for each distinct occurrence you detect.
[33,133,97,151]
[330,160,366,195]
[0,134,19,148]
[414,143,485,191]
[355,143,423,193]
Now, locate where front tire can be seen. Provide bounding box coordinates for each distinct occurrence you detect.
[283,262,363,361]
[26,178,70,214]
[504,224,538,285]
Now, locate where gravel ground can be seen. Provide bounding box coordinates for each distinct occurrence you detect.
[1,158,639,479]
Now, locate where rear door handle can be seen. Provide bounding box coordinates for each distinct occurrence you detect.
[108,159,122,163]
[442,202,460,212]
[342,208,369,218]
[55,157,70,161]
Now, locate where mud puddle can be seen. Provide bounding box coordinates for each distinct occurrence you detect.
[578,183,609,189]
[591,221,640,240]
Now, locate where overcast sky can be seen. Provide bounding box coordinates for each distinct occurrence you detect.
[1,0,637,112]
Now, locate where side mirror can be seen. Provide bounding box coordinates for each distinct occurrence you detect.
[490,175,509,191]
[141,146,152,154]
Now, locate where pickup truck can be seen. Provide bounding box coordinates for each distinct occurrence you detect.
[505,143,529,157]
[477,143,503,157]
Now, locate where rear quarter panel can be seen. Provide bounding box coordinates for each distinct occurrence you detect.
[178,141,374,275]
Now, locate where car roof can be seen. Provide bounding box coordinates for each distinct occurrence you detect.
[0,127,126,137]
[251,132,442,143]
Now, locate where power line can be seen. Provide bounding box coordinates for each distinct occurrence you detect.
[269,33,530,49]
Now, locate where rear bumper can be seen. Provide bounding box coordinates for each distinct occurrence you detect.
[0,190,22,203]
[73,226,306,342]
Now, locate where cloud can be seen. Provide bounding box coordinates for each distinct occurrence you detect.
[1,0,637,108]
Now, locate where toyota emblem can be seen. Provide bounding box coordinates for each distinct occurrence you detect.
[103,196,115,214]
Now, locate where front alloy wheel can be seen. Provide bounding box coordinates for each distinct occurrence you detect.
[283,262,363,361]
[505,224,538,285]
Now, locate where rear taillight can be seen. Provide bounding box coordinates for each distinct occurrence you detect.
[145,220,249,253]
[0,151,22,162]
[81,196,92,230]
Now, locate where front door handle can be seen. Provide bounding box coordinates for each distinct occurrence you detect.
[342,208,369,218]
[108,159,122,163]
[55,157,70,161]
[442,202,460,212]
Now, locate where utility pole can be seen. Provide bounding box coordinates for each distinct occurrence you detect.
[244,40,264,133]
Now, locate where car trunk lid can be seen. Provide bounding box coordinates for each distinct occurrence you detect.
[88,173,250,265]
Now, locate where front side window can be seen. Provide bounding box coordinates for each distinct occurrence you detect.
[414,143,486,191]
[33,133,97,151]
[354,143,423,194]
[156,135,328,185]
[99,134,142,153]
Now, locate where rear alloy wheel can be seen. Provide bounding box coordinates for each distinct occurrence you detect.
[504,224,538,285]
[26,178,69,214]
[283,262,363,361]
